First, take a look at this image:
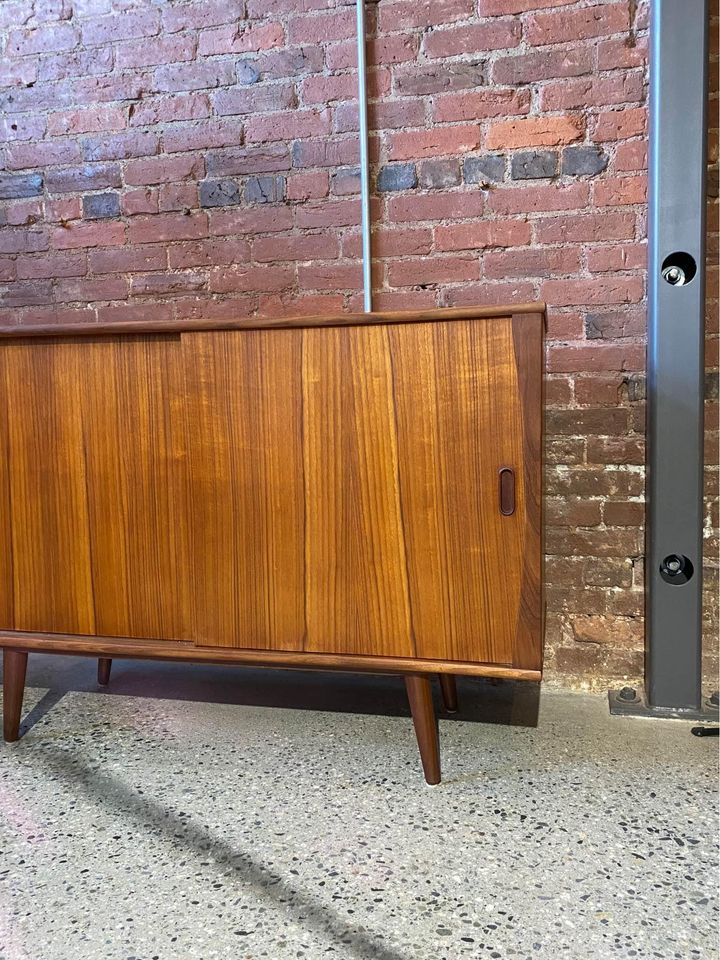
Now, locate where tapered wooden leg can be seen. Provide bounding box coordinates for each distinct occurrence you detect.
[405,675,441,785]
[97,658,112,686]
[3,649,28,743]
[438,674,458,713]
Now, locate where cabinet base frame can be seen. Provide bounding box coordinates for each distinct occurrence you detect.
[0,633,540,783]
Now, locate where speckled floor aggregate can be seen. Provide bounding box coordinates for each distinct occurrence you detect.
[0,656,717,960]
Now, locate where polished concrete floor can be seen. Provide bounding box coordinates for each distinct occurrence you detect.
[0,655,717,960]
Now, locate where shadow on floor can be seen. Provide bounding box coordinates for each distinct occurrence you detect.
[2,653,541,737]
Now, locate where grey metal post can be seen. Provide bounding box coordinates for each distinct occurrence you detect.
[646,0,707,709]
[356,0,372,313]
[610,0,716,720]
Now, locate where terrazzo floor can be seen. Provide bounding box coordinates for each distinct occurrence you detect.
[0,655,717,960]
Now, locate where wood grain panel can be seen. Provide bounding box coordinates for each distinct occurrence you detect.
[2,342,96,634]
[0,351,14,629]
[302,325,414,657]
[388,318,525,666]
[183,330,306,649]
[77,337,191,640]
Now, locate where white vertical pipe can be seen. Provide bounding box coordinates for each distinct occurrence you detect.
[355,0,372,313]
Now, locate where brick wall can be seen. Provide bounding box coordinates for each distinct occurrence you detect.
[0,0,717,689]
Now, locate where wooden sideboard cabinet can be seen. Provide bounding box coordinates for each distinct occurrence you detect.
[0,305,544,783]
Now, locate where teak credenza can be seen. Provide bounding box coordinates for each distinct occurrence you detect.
[0,305,544,783]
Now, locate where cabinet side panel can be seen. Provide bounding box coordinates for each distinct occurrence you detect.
[302,325,414,657]
[5,342,96,635]
[389,318,524,665]
[511,314,544,671]
[184,330,306,649]
[79,337,192,641]
[0,351,13,629]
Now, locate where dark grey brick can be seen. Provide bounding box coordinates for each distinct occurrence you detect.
[417,159,460,190]
[376,163,417,192]
[511,150,557,180]
[82,192,121,219]
[199,179,242,208]
[623,374,646,403]
[0,173,43,200]
[463,155,505,184]
[561,145,608,176]
[236,60,260,85]
[245,175,285,203]
[705,371,719,401]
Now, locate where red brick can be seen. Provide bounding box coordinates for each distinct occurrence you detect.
[488,183,589,216]
[80,10,160,45]
[3,198,43,226]
[37,46,113,82]
[257,293,346,318]
[526,3,629,46]
[389,125,480,161]
[348,289,439,312]
[0,115,46,143]
[0,259,16,282]
[153,61,235,93]
[130,272,207,297]
[47,105,126,137]
[52,221,125,249]
[45,197,82,222]
[89,246,166,274]
[594,176,647,207]
[546,498,602,527]
[539,73,644,111]
[245,110,330,143]
[389,192,485,223]
[158,182,198,212]
[492,48,593,85]
[343,227,433,258]
[388,256,480,287]
[301,74,362,105]
[434,220,531,252]
[124,155,205,186]
[484,248,580,280]
[572,615,643,647]
[121,188,159,216]
[127,212,209,245]
[334,99,426,134]
[434,88,530,123]
[0,58,38,87]
[614,141,648,172]
[0,228,49,255]
[197,22,285,56]
[174,296,255,321]
[325,35,419,71]
[297,263,364,290]
[543,277,644,309]
[214,84,296,116]
[17,252,87,280]
[167,238,251,269]
[6,22,78,56]
[210,264,295,293]
[45,164,121,193]
[378,0,473,30]
[597,37,648,71]
[486,115,583,150]
[129,94,211,127]
[593,108,647,142]
[5,141,81,170]
[55,276,128,302]
[162,0,245,32]
[115,35,197,71]
[207,145,290,177]
[253,235,340,262]
[535,211,636,244]
[587,243,646,273]
[287,10,355,44]
[479,0,575,11]
[80,132,159,162]
[443,281,536,307]
[96,302,175,324]
[209,206,293,236]
[424,21,521,58]
[162,120,245,154]
[286,171,329,201]
[547,340,645,371]
[574,374,626,406]
[603,501,644,526]
[295,198,369,229]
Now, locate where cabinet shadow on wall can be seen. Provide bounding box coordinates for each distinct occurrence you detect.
[3,654,541,737]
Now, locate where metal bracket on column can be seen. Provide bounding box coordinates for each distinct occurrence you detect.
[609,0,717,721]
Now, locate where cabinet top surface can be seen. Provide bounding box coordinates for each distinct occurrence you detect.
[0,303,546,341]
